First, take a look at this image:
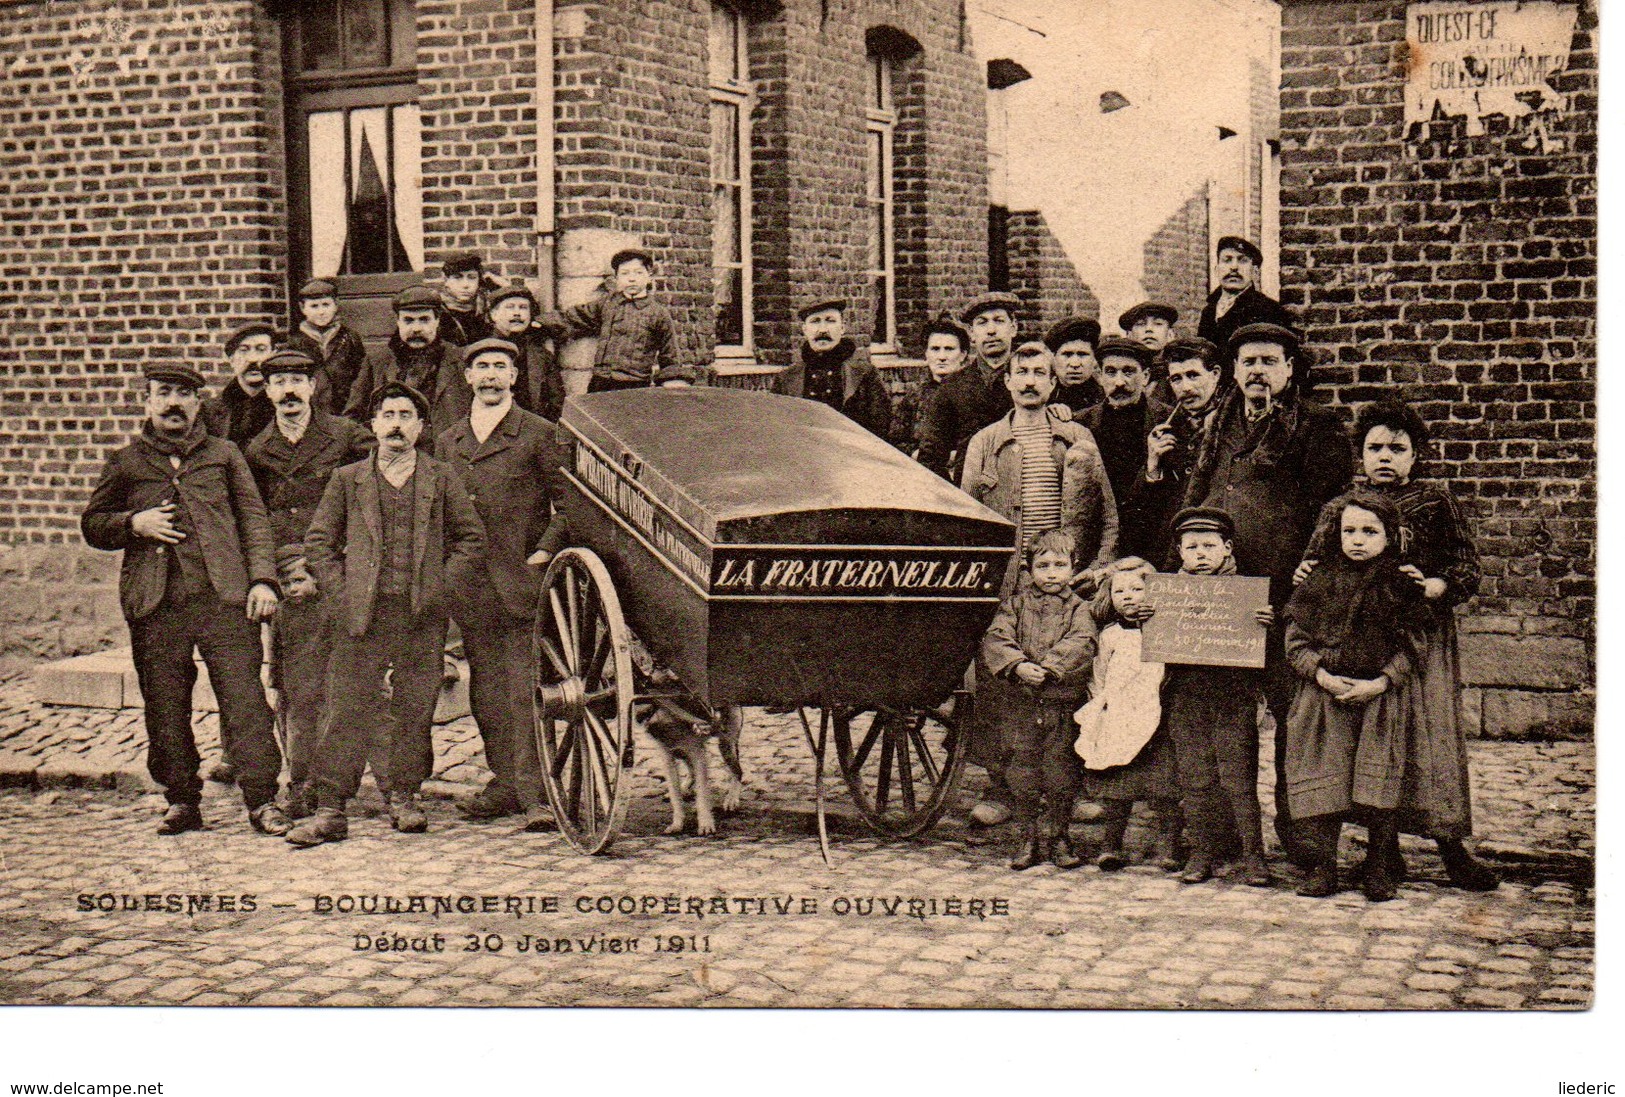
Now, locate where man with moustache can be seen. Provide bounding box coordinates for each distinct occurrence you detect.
[243,350,374,819]
[772,298,892,437]
[1180,322,1349,861]
[1079,336,1173,556]
[1127,336,1227,559]
[202,323,278,446]
[81,365,286,836]
[436,339,566,830]
[1196,237,1293,351]
[289,381,486,846]
[959,340,1116,826]
[1043,316,1104,415]
[344,285,470,445]
[486,284,563,420]
[918,291,1027,482]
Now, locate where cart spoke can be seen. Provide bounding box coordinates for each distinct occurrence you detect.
[548,588,578,674]
[575,576,600,673]
[550,719,577,781]
[894,722,916,814]
[874,722,895,814]
[583,625,611,689]
[538,636,571,681]
[565,568,582,668]
[907,722,942,786]
[851,716,885,772]
[582,711,617,817]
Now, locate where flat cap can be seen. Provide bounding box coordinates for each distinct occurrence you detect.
[393,285,442,312]
[261,349,319,378]
[1094,335,1155,368]
[1227,322,1302,361]
[441,250,484,276]
[1043,316,1101,353]
[1216,235,1264,266]
[1162,336,1221,366]
[461,337,520,366]
[796,297,847,321]
[1118,301,1178,332]
[488,283,536,311]
[609,247,654,272]
[1172,506,1236,541]
[225,322,277,355]
[144,364,207,391]
[298,278,338,299]
[960,291,1022,325]
[921,314,971,352]
[368,379,430,420]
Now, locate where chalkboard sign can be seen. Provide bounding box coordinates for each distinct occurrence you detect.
[1140,573,1271,668]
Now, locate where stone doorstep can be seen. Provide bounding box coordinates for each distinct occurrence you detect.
[30,646,470,722]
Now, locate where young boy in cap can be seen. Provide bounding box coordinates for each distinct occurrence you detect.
[540,248,694,391]
[1152,505,1274,887]
[202,322,278,446]
[438,251,494,347]
[287,279,368,415]
[772,298,892,437]
[81,364,286,836]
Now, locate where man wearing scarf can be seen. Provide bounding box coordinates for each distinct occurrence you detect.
[772,298,892,437]
[343,285,470,445]
[1079,336,1173,554]
[1129,336,1227,560]
[1179,323,1351,861]
[437,250,494,347]
[202,322,278,446]
[291,381,486,846]
[81,365,286,837]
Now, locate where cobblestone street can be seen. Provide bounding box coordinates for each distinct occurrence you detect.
[0,674,1594,1009]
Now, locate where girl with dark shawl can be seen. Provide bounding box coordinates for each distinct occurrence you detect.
[1297,400,1499,892]
[1284,489,1427,901]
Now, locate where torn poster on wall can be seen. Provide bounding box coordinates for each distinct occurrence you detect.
[1405,1,1578,136]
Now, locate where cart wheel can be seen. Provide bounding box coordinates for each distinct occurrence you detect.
[831,700,967,839]
[532,548,635,854]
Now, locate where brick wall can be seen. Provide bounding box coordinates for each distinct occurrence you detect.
[1006,209,1099,334]
[1141,189,1209,337]
[1278,0,1596,737]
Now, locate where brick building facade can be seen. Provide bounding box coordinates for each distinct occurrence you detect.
[1278,0,1596,736]
[0,0,988,661]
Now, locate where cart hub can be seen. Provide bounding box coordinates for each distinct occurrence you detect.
[537,676,588,722]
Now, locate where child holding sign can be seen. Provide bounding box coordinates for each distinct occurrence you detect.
[1284,490,1426,901]
[1159,507,1274,887]
[1073,557,1182,872]
[980,529,1098,871]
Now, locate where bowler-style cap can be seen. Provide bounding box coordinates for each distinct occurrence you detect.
[1216,235,1264,266]
[1172,506,1236,541]
[797,297,847,321]
[1226,322,1302,362]
[369,380,430,420]
[1118,301,1178,332]
[959,291,1022,326]
[144,364,207,391]
[225,322,277,355]
[461,337,520,366]
[1095,335,1155,367]
[393,285,442,313]
[1043,316,1101,353]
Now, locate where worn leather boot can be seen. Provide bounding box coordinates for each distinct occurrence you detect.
[1150,806,1183,872]
[1295,817,1342,897]
[1438,837,1500,891]
[249,802,293,836]
[285,808,348,847]
[1010,824,1044,871]
[388,792,428,834]
[1231,794,1272,887]
[1049,831,1084,870]
[1361,813,1400,902]
[1094,806,1130,871]
[157,802,203,836]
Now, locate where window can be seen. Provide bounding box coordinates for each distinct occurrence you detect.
[709,3,752,355]
[865,50,896,351]
[285,0,422,298]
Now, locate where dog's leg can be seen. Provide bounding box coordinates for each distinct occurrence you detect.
[650,738,687,835]
[716,705,745,814]
[685,740,716,835]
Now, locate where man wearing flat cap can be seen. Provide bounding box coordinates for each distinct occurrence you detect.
[291,380,486,846]
[438,250,494,348]
[202,322,278,447]
[1197,236,1293,351]
[917,291,1029,482]
[243,350,375,819]
[1128,335,1228,561]
[1179,321,1349,862]
[486,283,564,420]
[1043,316,1104,415]
[343,284,470,446]
[539,247,695,391]
[436,338,566,829]
[1080,336,1173,554]
[81,365,287,837]
[771,298,892,437]
[287,279,368,415]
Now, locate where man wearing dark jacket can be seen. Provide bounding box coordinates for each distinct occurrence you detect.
[1127,336,1226,561]
[1196,237,1294,351]
[437,338,566,829]
[202,323,277,446]
[343,285,470,446]
[917,291,1024,482]
[81,365,286,837]
[1179,322,1350,860]
[1081,336,1173,556]
[486,284,564,421]
[243,349,374,818]
[290,381,486,846]
[286,279,368,416]
[1043,316,1104,414]
[772,298,892,437]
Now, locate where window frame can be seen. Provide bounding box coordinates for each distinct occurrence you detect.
[708,2,754,360]
[865,52,898,357]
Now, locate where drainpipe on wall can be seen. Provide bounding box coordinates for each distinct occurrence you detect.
[534,0,556,309]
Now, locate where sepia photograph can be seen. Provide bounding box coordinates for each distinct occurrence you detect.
[0,0,1605,1069]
